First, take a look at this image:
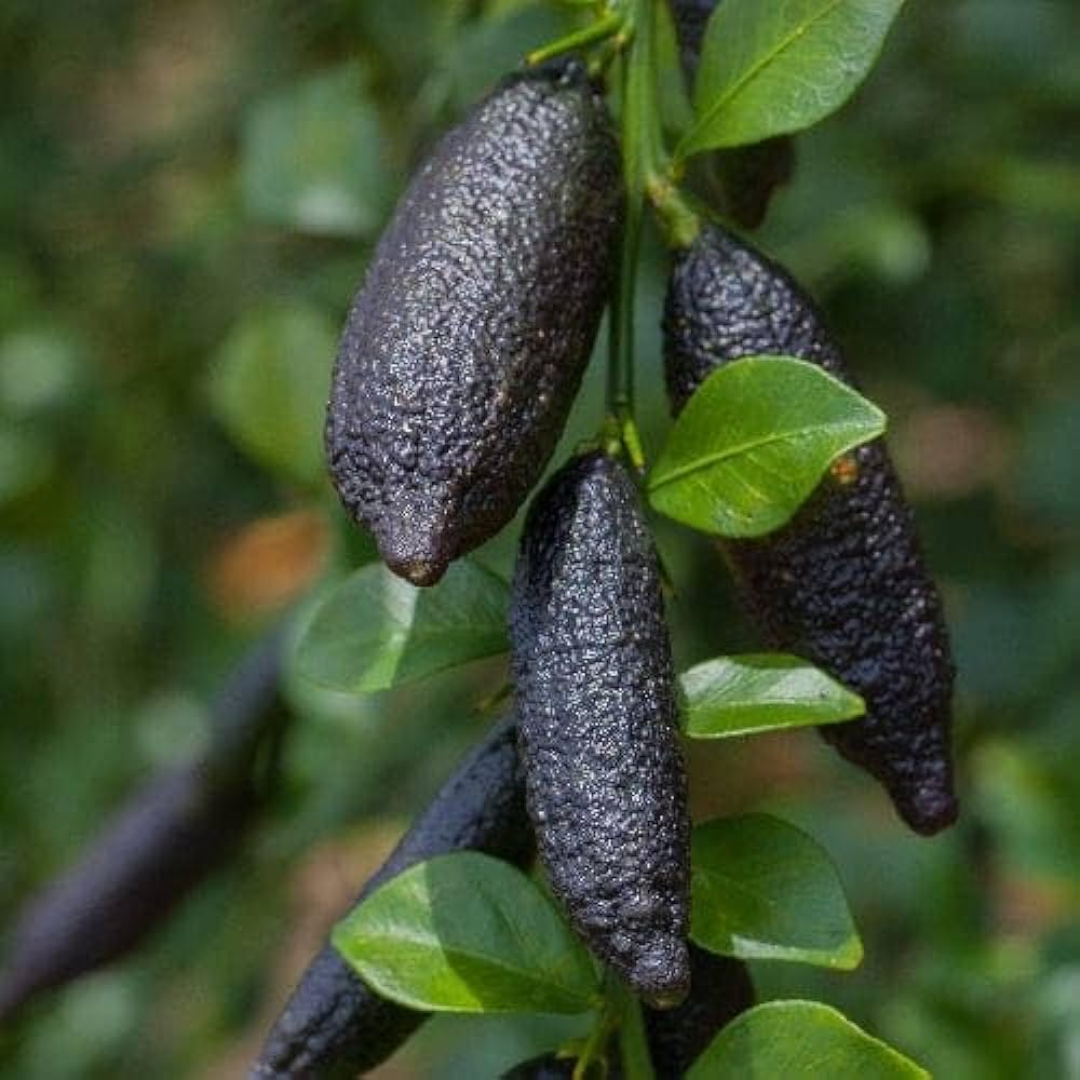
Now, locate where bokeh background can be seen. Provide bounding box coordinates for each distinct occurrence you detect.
[1,0,1078,1076]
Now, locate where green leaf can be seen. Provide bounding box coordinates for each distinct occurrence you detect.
[648,357,885,538]
[241,66,393,238]
[680,0,907,156]
[332,852,601,1014]
[691,815,862,969]
[682,654,864,739]
[294,558,509,694]
[207,304,336,488]
[688,1001,929,1079]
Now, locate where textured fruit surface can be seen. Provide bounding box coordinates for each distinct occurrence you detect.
[327,60,622,586]
[510,453,691,1006]
[252,714,533,1078]
[667,0,794,229]
[0,630,287,1022]
[663,225,957,835]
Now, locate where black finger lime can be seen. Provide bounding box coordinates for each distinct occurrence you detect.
[252,714,532,1078]
[510,452,691,1007]
[0,630,288,1021]
[327,59,622,586]
[663,225,957,836]
[667,0,794,229]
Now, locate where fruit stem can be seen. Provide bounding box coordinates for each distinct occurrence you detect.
[527,8,624,67]
[574,971,622,1080]
[614,977,657,1080]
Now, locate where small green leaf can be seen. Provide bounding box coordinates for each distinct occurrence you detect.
[691,815,862,969]
[241,66,393,238]
[294,558,509,694]
[687,1001,929,1079]
[681,0,907,155]
[332,852,601,1014]
[207,304,336,488]
[682,654,864,739]
[648,357,885,538]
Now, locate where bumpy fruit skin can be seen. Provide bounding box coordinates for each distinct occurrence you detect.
[252,715,533,1079]
[510,453,691,1007]
[0,629,288,1021]
[502,948,752,1078]
[666,0,794,229]
[663,225,957,836]
[326,60,622,586]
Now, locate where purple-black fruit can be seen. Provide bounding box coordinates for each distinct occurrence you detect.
[663,225,957,836]
[510,453,691,1007]
[327,60,622,586]
[252,714,532,1078]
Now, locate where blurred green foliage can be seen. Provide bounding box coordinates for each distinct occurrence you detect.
[0,1,1078,1077]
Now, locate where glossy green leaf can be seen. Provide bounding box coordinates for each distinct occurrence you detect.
[332,853,601,1014]
[648,357,886,538]
[241,66,392,237]
[681,0,907,155]
[691,815,862,969]
[294,558,509,694]
[682,654,864,739]
[208,304,335,487]
[688,1001,929,1079]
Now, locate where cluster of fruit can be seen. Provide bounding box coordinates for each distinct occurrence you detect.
[255,23,956,1077]
[0,5,956,1077]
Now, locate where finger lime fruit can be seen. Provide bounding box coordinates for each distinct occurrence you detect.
[663,225,957,836]
[0,629,289,1021]
[327,60,622,586]
[252,714,532,1078]
[510,452,691,1007]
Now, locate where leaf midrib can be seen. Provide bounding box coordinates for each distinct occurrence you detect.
[650,417,875,492]
[686,0,848,148]
[352,927,594,1007]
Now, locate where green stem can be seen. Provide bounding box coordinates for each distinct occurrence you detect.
[607,0,656,429]
[607,0,701,462]
[528,9,624,67]
[614,978,657,1080]
[573,976,622,1080]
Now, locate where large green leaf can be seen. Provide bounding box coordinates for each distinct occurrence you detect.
[332,853,601,1014]
[207,304,336,488]
[682,654,864,739]
[294,558,509,694]
[688,1001,929,1079]
[648,357,885,538]
[691,815,862,969]
[241,66,393,238]
[680,0,907,156]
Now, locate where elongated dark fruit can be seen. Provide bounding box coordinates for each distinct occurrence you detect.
[510,453,691,1007]
[252,714,533,1079]
[666,0,794,229]
[663,225,957,835]
[327,60,622,587]
[0,628,289,1021]
[502,948,753,1078]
